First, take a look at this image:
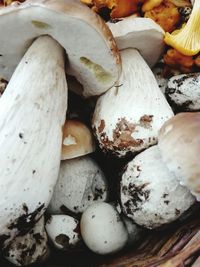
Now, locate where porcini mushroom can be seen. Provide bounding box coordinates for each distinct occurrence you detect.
[62,120,95,160]
[80,202,128,254]
[92,49,173,157]
[164,0,200,56]
[3,216,49,266]
[165,72,200,112]
[45,215,81,251]
[48,156,108,214]
[0,0,120,242]
[0,0,120,97]
[158,112,200,200]
[107,16,165,67]
[120,145,195,229]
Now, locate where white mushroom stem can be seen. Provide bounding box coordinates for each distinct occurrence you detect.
[0,36,67,241]
[92,49,173,157]
[120,146,195,229]
[3,217,49,266]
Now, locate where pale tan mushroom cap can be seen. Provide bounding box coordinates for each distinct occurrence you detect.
[62,120,95,160]
[158,112,200,200]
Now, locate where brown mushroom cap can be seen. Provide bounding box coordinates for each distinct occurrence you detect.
[158,112,200,200]
[62,120,95,160]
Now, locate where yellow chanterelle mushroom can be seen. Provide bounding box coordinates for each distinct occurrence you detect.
[164,0,200,56]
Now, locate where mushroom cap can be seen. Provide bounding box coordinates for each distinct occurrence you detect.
[0,0,121,97]
[80,202,128,255]
[120,146,195,229]
[48,156,108,214]
[62,120,95,160]
[46,215,81,251]
[165,73,200,111]
[158,112,200,200]
[107,16,165,67]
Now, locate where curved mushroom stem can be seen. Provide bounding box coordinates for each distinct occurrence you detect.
[0,35,68,241]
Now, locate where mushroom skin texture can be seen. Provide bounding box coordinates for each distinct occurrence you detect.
[158,112,200,200]
[92,49,173,157]
[80,202,128,255]
[120,146,195,229]
[0,36,67,241]
[3,217,49,266]
[61,120,96,160]
[48,156,108,214]
[107,16,165,67]
[165,73,200,112]
[0,0,121,97]
[45,215,81,251]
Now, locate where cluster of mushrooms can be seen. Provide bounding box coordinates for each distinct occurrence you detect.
[0,0,199,266]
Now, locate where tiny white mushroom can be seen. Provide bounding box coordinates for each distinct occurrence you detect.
[165,73,200,111]
[3,217,49,266]
[120,146,195,229]
[92,49,173,157]
[45,215,81,251]
[48,156,108,214]
[62,120,96,160]
[80,202,128,255]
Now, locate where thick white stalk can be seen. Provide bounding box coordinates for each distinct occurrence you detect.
[0,36,68,241]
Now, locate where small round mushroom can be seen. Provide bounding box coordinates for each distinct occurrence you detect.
[48,156,108,214]
[62,119,95,160]
[3,216,49,266]
[165,73,200,112]
[158,112,200,200]
[92,49,173,157]
[45,215,81,251]
[80,202,128,255]
[107,16,165,67]
[120,145,195,229]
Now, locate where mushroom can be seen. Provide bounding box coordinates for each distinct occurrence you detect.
[62,119,95,160]
[3,216,49,266]
[45,215,81,251]
[92,48,174,157]
[165,72,200,112]
[164,0,200,56]
[0,0,120,97]
[120,145,195,229]
[107,16,165,67]
[0,0,120,241]
[80,202,128,254]
[48,156,108,214]
[158,112,200,200]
